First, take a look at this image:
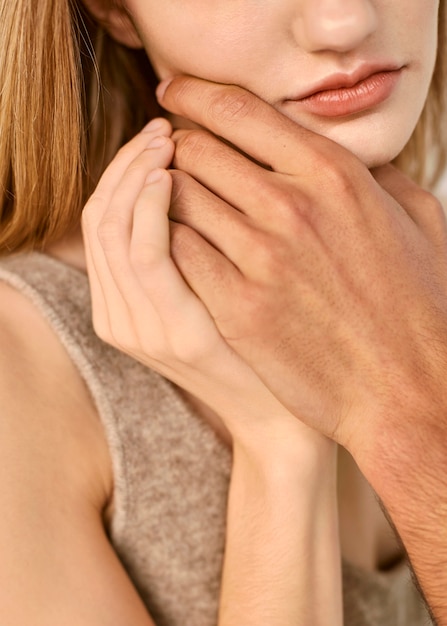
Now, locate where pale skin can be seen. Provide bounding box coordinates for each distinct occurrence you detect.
[0,126,343,623]
[154,77,447,619]
[0,1,444,625]
[0,40,347,626]
[85,0,447,621]
[83,115,345,624]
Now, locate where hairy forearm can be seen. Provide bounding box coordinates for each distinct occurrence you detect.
[356,407,447,625]
[218,437,342,626]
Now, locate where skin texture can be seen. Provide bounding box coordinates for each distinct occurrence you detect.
[168,78,447,609]
[83,77,447,622]
[0,121,342,626]
[156,76,447,619]
[121,0,439,167]
[80,0,446,622]
[82,118,344,626]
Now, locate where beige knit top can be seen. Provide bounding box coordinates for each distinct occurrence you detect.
[0,252,432,626]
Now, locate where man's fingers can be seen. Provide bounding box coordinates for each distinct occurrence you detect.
[172,128,275,215]
[169,169,262,265]
[172,129,304,227]
[158,76,352,178]
[170,221,242,324]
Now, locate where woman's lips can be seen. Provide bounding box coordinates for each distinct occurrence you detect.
[285,69,403,118]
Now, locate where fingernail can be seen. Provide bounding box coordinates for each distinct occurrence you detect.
[145,169,164,184]
[142,117,166,133]
[148,135,169,148]
[156,78,173,102]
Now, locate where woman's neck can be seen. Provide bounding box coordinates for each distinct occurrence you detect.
[45,227,87,273]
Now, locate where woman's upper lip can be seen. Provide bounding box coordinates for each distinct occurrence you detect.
[285,63,404,101]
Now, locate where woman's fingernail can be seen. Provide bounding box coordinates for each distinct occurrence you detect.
[142,118,166,133]
[156,78,173,101]
[148,136,169,148]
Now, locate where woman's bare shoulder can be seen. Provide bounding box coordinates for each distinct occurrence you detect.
[0,279,112,513]
[0,280,157,625]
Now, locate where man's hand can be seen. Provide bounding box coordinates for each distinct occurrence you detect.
[157,76,447,621]
[158,76,447,450]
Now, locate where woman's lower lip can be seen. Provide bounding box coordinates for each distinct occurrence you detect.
[286,69,402,118]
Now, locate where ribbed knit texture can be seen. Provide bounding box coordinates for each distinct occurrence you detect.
[0,252,432,626]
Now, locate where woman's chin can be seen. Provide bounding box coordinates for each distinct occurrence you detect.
[291,108,417,170]
[349,148,399,169]
[318,119,415,170]
[323,131,408,169]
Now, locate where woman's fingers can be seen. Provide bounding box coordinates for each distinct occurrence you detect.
[131,168,172,262]
[82,127,174,348]
[157,76,357,179]
[82,210,117,340]
[129,168,197,322]
[84,135,174,291]
[83,125,229,372]
[82,118,173,300]
[96,137,175,291]
[93,118,172,204]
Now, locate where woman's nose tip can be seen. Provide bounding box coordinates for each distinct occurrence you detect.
[294,1,378,53]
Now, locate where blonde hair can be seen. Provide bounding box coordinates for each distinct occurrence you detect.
[0,0,446,253]
[393,0,447,184]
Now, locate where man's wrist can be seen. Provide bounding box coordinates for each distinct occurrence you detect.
[348,393,447,621]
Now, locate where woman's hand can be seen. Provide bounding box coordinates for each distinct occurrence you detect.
[81,115,343,626]
[81,116,332,452]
